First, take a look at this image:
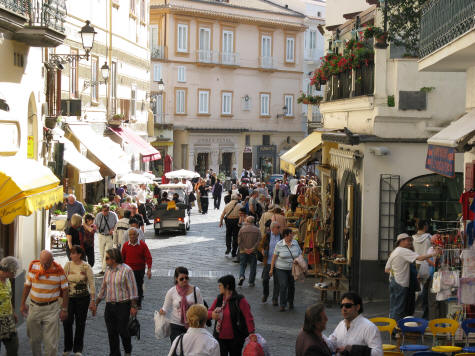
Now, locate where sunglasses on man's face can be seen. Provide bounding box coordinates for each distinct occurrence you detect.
[178,276,189,282]
[340,303,355,309]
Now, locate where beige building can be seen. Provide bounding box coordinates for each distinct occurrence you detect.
[150,0,307,177]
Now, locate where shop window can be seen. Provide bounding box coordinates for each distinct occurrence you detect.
[262,135,270,146]
[245,134,250,146]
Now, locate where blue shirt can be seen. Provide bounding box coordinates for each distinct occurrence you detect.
[67,201,85,220]
[268,233,281,265]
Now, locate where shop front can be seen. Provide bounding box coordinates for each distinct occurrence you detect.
[256,145,277,178]
[280,132,322,176]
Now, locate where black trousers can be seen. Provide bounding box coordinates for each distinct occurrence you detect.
[290,194,298,212]
[170,323,187,343]
[225,218,239,256]
[63,295,90,353]
[262,264,280,302]
[138,204,150,224]
[218,337,245,356]
[84,245,94,267]
[213,194,222,209]
[201,196,209,214]
[0,332,18,356]
[133,269,145,305]
[105,302,132,356]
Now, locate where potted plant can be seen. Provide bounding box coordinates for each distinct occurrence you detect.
[363,26,387,48]
[109,113,124,127]
[44,117,58,129]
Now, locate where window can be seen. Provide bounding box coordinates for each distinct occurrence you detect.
[284,95,293,116]
[153,63,162,82]
[222,92,232,115]
[111,61,117,113]
[153,93,164,123]
[91,56,99,102]
[260,93,270,116]
[177,66,186,82]
[150,25,158,50]
[317,11,321,17]
[140,0,145,22]
[198,27,211,62]
[261,35,272,58]
[131,87,136,118]
[285,36,295,63]
[245,134,250,146]
[263,135,270,146]
[177,23,188,53]
[70,48,78,98]
[198,90,210,114]
[222,30,233,53]
[175,88,186,114]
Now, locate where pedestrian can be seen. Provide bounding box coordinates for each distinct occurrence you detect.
[219,194,242,259]
[289,177,299,212]
[81,213,96,267]
[66,194,85,229]
[62,245,96,356]
[129,203,145,233]
[208,275,255,356]
[121,228,152,309]
[213,178,223,210]
[270,207,287,235]
[160,266,204,343]
[136,184,151,225]
[168,304,220,356]
[295,303,332,356]
[94,204,118,275]
[412,219,432,318]
[199,180,210,214]
[326,292,383,356]
[259,205,274,236]
[259,221,281,304]
[248,190,259,221]
[95,248,138,356]
[20,250,69,356]
[269,228,301,311]
[0,256,20,356]
[231,168,238,185]
[385,233,439,322]
[223,190,232,205]
[114,210,131,249]
[238,182,249,201]
[65,214,83,261]
[195,179,202,214]
[129,217,145,241]
[237,216,261,287]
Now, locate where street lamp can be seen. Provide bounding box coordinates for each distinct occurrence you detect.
[157,79,165,92]
[101,62,110,82]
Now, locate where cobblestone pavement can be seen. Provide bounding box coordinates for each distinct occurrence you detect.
[16,201,389,356]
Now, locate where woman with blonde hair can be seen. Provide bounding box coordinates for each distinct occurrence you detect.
[0,256,19,356]
[168,304,220,356]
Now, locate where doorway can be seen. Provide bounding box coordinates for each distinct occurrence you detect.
[242,152,252,170]
[196,153,209,177]
[220,152,233,176]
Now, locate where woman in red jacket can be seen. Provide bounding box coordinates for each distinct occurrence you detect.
[208,275,255,356]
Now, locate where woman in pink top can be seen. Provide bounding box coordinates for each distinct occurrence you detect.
[208,275,255,356]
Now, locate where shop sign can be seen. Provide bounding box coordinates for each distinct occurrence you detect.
[425,144,455,178]
[27,136,35,159]
[257,145,276,154]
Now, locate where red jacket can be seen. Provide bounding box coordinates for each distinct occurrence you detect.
[121,240,152,271]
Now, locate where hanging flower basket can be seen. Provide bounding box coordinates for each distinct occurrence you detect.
[44,117,57,129]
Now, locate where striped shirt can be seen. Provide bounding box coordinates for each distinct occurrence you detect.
[97,263,138,302]
[25,261,68,303]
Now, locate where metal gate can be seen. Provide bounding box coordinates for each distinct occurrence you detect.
[379,174,400,261]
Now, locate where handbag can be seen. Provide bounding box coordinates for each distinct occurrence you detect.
[286,245,307,281]
[154,311,170,339]
[128,316,140,340]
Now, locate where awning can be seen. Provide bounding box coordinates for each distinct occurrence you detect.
[280,132,322,175]
[61,138,103,184]
[427,109,475,150]
[67,124,130,176]
[109,127,161,162]
[0,157,63,224]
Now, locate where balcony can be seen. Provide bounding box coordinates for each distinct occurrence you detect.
[259,56,274,70]
[196,49,216,64]
[220,52,239,66]
[0,0,28,32]
[151,46,166,60]
[304,48,319,61]
[14,0,66,47]
[324,63,374,101]
[154,113,164,124]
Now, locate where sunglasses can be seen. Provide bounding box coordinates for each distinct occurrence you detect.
[178,276,189,282]
[340,303,355,309]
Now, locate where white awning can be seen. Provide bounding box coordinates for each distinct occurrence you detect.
[427,110,475,149]
[61,138,103,184]
[67,124,130,176]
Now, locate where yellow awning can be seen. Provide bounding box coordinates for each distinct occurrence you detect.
[280,132,322,175]
[0,157,63,224]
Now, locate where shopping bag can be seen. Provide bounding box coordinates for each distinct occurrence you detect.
[243,333,271,356]
[417,261,430,280]
[154,311,170,339]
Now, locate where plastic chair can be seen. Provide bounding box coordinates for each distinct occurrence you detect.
[461,319,475,353]
[397,317,430,352]
[429,318,462,353]
[371,317,398,351]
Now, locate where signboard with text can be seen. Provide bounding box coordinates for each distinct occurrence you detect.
[425,144,455,178]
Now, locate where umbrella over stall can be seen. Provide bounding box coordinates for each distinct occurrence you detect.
[165,169,200,180]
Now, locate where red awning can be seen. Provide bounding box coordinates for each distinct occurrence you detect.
[109,127,161,162]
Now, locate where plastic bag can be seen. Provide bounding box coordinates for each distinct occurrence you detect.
[417,261,430,280]
[154,311,170,339]
[243,333,271,356]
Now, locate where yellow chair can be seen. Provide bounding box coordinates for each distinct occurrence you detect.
[371,317,398,351]
[454,353,475,356]
[383,352,403,356]
[428,318,462,353]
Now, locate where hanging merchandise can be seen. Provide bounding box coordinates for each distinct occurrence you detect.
[461,247,475,278]
[459,190,475,220]
[458,278,475,305]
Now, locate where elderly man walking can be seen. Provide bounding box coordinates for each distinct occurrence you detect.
[238,216,261,287]
[121,228,152,309]
[20,250,69,356]
[219,194,242,258]
[66,194,85,228]
[259,221,282,304]
[95,204,119,275]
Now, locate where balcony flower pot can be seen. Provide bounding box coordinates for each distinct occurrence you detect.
[44,117,58,129]
[374,34,388,49]
[108,114,124,127]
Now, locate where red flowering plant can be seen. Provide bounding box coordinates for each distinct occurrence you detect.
[343,38,374,69]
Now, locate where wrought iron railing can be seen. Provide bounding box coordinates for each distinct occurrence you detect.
[220,52,239,66]
[28,0,66,32]
[154,113,164,124]
[420,0,475,58]
[151,46,166,59]
[324,63,374,101]
[197,49,216,63]
[0,0,29,17]
[259,56,273,69]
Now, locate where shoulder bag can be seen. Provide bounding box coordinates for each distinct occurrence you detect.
[286,244,307,281]
[171,333,184,356]
[193,287,211,327]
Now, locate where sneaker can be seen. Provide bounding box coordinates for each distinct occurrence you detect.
[261,296,268,303]
[74,353,83,356]
[238,277,245,286]
[225,249,230,256]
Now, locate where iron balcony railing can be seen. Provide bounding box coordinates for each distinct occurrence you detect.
[154,113,165,124]
[220,52,239,66]
[151,46,166,59]
[259,56,273,69]
[0,0,29,17]
[420,0,475,58]
[197,49,216,64]
[324,63,374,101]
[28,0,66,33]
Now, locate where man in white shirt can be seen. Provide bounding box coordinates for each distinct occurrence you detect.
[385,233,439,321]
[288,177,299,212]
[327,292,383,356]
[136,184,151,225]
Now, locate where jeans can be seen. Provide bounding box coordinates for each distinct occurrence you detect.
[389,277,408,321]
[84,245,95,267]
[0,332,18,356]
[218,337,245,356]
[262,264,279,302]
[239,253,257,284]
[276,268,295,308]
[63,295,90,353]
[133,269,145,306]
[170,323,187,343]
[225,218,239,256]
[104,302,132,356]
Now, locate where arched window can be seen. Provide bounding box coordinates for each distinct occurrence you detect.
[396,173,463,235]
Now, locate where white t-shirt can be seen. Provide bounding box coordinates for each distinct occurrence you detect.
[385,246,418,287]
[162,286,204,326]
[168,328,220,356]
[136,189,146,204]
[413,233,431,265]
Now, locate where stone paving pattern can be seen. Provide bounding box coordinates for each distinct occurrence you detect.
[16,203,388,356]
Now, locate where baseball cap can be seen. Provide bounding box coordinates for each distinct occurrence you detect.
[396,233,411,244]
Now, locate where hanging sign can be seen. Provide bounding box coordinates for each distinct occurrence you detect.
[425,144,455,178]
[27,136,35,159]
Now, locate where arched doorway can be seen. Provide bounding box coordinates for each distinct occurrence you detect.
[396,173,463,235]
[27,93,38,160]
